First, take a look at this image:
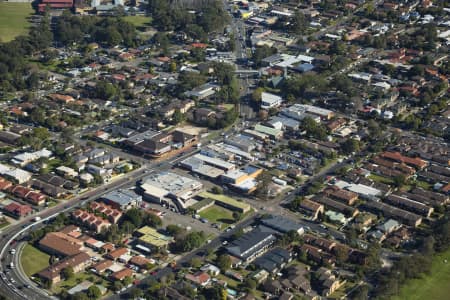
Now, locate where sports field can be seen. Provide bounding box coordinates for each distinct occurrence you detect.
[0,2,33,42]
[391,249,450,300]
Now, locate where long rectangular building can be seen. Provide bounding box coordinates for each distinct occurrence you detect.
[363,201,422,227]
[384,194,433,217]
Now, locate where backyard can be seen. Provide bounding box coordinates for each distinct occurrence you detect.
[0,3,33,42]
[21,243,50,277]
[392,248,450,300]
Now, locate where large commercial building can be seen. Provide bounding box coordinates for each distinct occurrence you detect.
[138,172,203,211]
[100,189,142,210]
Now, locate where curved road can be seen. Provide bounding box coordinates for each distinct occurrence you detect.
[0,148,199,300]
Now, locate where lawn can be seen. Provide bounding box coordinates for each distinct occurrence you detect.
[0,3,33,42]
[199,205,234,228]
[21,244,50,277]
[122,16,152,30]
[391,249,450,300]
[51,272,105,294]
[368,174,394,185]
[0,219,10,229]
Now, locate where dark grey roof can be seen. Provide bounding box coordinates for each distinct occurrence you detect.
[225,226,276,260]
[260,215,304,234]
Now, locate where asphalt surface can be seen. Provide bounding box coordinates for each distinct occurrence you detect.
[0,148,199,300]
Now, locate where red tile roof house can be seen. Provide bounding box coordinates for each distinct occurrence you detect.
[0,177,13,191]
[110,268,134,281]
[39,232,84,257]
[72,210,111,233]
[105,247,129,261]
[2,202,32,219]
[10,185,46,205]
[92,259,114,274]
[185,271,211,287]
[381,151,428,170]
[129,256,152,269]
[26,191,47,206]
[38,252,90,285]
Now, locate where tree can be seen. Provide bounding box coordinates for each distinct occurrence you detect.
[86,285,101,299]
[393,174,407,188]
[113,281,123,291]
[172,109,184,124]
[251,87,264,103]
[211,186,223,194]
[292,11,307,34]
[341,138,360,155]
[243,278,257,291]
[62,266,74,280]
[72,292,89,300]
[128,287,143,299]
[202,285,227,300]
[351,284,369,300]
[146,213,162,228]
[189,257,202,268]
[123,276,133,286]
[124,208,144,228]
[232,211,242,221]
[175,231,206,252]
[166,224,185,238]
[216,254,232,272]
[290,196,304,211]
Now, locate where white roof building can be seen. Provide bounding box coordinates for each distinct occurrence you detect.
[261,92,283,110]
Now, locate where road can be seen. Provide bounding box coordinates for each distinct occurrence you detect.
[107,214,259,299]
[0,148,199,300]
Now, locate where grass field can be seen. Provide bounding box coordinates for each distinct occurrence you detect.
[122,16,152,30]
[199,205,234,228]
[0,3,33,42]
[21,244,50,277]
[391,249,450,300]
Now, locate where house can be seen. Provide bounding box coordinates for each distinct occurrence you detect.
[129,256,152,270]
[261,92,283,110]
[253,248,292,274]
[225,226,276,262]
[56,166,78,178]
[0,177,12,191]
[72,210,111,233]
[377,219,401,234]
[2,202,32,219]
[105,247,129,261]
[90,202,122,223]
[39,232,83,257]
[184,83,219,100]
[37,252,90,284]
[193,108,216,123]
[185,271,211,287]
[323,186,358,205]
[31,179,66,198]
[381,151,428,170]
[110,268,134,281]
[200,264,220,276]
[92,260,114,274]
[299,199,324,221]
[316,267,345,297]
[1,168,32,184]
